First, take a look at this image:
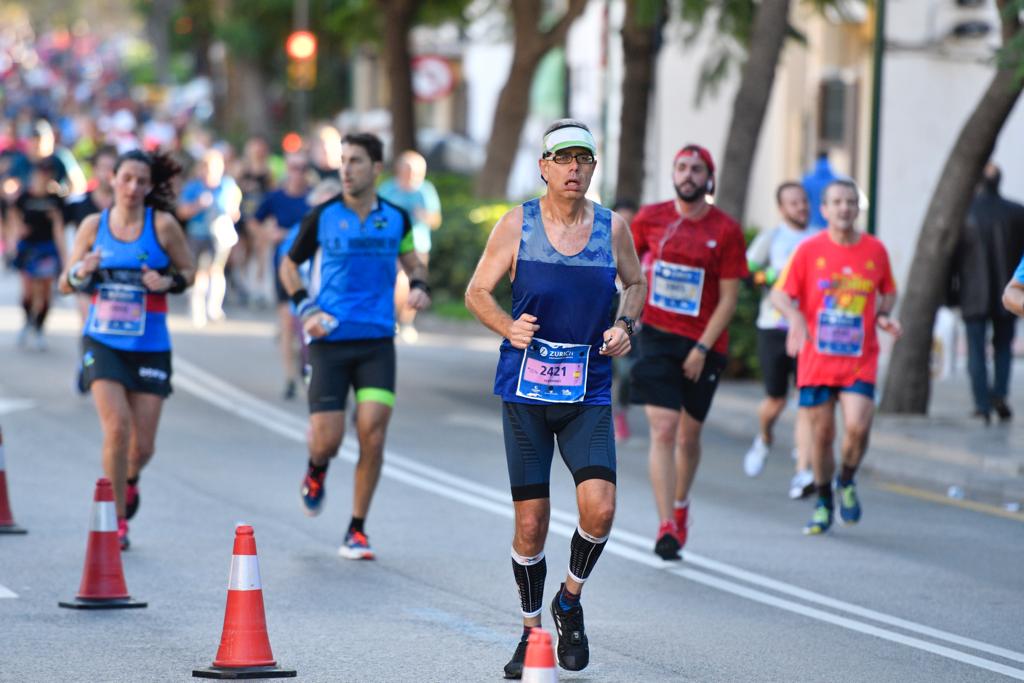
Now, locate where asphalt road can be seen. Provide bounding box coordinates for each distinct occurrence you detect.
[1,292,1022,682]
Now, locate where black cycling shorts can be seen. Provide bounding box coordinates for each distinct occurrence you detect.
[306,337,395,413]
[502,401,616,501]
[757,328,796,399]
[81,336,173,398]
[629,325,726,423]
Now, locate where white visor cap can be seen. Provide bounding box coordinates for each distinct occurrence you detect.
[543,125,596,155]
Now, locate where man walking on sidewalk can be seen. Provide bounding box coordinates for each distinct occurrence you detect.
[771,179,902,535]
[952,164,1024,424]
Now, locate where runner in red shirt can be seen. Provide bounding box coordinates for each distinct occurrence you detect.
[771,179,902,535]
[630,145,748,559]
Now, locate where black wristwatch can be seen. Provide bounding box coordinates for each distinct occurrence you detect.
[616,316,635,337]
[695,341,711,355]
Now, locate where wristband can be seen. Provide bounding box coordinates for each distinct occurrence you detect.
[290,288,310,307]
[616,316,635,336]
[66,262,92,292]
[695,342,710,355]
[167,273,188,294]
[295,297,322,322]
[409,278,431,296]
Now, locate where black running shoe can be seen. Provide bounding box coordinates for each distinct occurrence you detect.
[550,586,589,671]
[503,632,530,679]
[125,482,140,520]
[654,521,681,560]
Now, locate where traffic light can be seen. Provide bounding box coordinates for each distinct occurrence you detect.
[286,30,317,90]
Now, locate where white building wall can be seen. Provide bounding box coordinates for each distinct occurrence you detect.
[878,0,1024,291]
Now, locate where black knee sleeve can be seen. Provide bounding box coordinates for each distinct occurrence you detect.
[511,548,546,618]
[568,526,608,584]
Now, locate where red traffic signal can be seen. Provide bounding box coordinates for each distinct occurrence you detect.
[286,31,317,61]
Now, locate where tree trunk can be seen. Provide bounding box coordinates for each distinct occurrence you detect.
[615,0,665,205]
[380,0,418,156]
[475,0,588,199]
[880,66,1023,413]
[146,0,177,85]
[714,0,792,223]
[230,59,272,138]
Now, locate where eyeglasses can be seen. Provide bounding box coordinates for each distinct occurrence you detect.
[544,152,596,165]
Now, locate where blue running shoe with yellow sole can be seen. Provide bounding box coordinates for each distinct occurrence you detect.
[803,499,833,535]
[836,480,862,525]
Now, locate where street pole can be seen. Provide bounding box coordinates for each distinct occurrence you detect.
[867,0,886,236]
[294,0,310,131]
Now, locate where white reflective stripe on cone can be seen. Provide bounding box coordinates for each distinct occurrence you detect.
[0,444,5,469]
[227,555,262,591]
[90,500,118,532]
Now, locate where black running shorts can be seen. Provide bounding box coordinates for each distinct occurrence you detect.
[501,402,616,501]
[757,328,796,399]
[629,325,726,422]
[306,337,396,413]
[81,336,173,398]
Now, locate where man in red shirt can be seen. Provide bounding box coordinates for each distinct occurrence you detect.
[771,179,902,534]
[630,145,749,559]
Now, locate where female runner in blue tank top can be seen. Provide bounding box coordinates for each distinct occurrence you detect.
[59,150,194,550]
[465,120,646,677]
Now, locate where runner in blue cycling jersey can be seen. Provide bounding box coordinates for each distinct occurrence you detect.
[279,133,430,560]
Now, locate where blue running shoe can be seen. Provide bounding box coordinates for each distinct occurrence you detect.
[803,499,833,535]
[836,480,862,525]
[300,466,327,517]
[337,529,375,560]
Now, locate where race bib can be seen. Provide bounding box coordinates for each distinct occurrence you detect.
[516,338,590,403]
[650,260,704,316]
[90,284,147,336]
[816,310,863,356]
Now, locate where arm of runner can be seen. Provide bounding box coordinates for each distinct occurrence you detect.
[399,250,431,311]
[602,211,646,357]
[682,278,740,381]
[58,213,101,295]
[1004,280,1024,317]
[875,292,902,339]
[144,211,196,293]
[465,207,539,350]
[50,205,66,266]
[769,288,807,357]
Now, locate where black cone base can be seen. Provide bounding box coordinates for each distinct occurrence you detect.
[59,596,148,609]
[0,524,27,534]
[193,665,297,679]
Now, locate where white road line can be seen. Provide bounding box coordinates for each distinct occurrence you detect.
[0,583,18,599]
[175,359,1024,680]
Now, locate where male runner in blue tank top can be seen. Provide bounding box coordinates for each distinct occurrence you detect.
[279,133,430,561]
[465,119,645,678]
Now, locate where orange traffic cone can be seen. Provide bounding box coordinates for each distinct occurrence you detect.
[193,524,296,679]
[59,478,146,609]
[0,427,27,534]
[522,627,558,682]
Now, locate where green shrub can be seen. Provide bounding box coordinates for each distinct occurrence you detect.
[724,227,762,379]
[429,173,514,317]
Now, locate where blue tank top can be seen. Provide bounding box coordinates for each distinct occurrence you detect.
[493,199,617,405]
[83,208,172,352]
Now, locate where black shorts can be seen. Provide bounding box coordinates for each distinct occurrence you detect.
[502,402,616,501]
[629,325,726,422]
[757,328,796,398]
[307,337,395,413]
[81,336,173,397]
